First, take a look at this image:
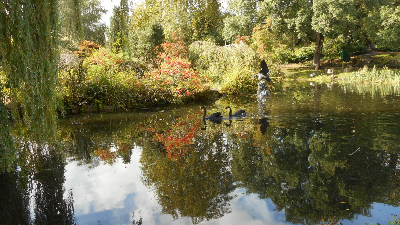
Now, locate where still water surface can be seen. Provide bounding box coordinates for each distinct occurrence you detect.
[2,82,400,225]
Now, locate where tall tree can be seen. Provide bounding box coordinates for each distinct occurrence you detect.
[162,0,192,42]
[129,0,165,62]
[81,0,107,45]
[59,0,83,47]
[257,0,314,47]
[191,0,223,42]
[131,0,223,43]
[373,3,400,50]
[311,0,358,69]
[257,0,397,69]
[59,0,106,47]
[222,0,257,43]
[108,0,130,53]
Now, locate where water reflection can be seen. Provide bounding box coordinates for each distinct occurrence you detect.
[258,117,270,135]
[0,143,77,224]
[141,133,234,224]
[1,83,400,225]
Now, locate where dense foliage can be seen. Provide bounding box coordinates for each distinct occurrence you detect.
[0,0,59,145]
[189,41,260,94]
[59,31,212,112]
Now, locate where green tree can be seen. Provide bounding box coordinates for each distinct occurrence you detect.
[81,0,107,45]
[131,0,223,44]
[191,0,223,43]
[129,22,165,62]
[375,5,400,50]
[59,0,107,47]
[108,0,130,53]
[131,0,192,42]
[311,0,358,69]
[256,0,398,69]
[162,0,192,42]
[0,93,15,172]
[311,0,400,68]
[59,0,83,47]
[257,0,314,46]
[223,0,258,43]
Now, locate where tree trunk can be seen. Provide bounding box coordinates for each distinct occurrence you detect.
[313,32,324,70]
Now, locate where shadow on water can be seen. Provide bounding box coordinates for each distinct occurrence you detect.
[1,82,400,225]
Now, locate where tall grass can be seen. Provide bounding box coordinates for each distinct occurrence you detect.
[342,66,400,84]
[339,66,400,96]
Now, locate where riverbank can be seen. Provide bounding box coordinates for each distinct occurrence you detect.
[282,49,400,70]
[280,50,400,82]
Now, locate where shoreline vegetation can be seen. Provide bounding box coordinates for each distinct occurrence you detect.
[1,40,400,115]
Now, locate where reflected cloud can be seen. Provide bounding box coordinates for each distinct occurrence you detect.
[63,146,289,225]
[218,190,288,225]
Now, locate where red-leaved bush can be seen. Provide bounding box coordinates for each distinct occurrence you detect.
[146,29,210,104]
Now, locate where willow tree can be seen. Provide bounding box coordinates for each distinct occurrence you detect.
[0,0,60,170]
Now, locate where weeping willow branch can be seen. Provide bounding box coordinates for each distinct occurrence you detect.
[0,0,59,143]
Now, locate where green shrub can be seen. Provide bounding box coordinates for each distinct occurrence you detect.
[323,38,343,61]
[188,41,260,93]
[292,46,314,62]
[270,44,293,64]
[59,48,147,111]
[58,32,215,112]
[219,65,257,94]
[346,40,367,55]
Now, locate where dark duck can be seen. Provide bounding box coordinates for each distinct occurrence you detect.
[225,106,246,118]
[201,106,223,123]
[252,60,273,97]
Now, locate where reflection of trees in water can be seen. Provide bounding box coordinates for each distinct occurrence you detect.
[60,118,136,166]
[0,143,76,224]
[31,145,76,225]
[140,123,235,224]
[48,101,400,224]
[136,103,400,224]
[0,169,30,224]
[231,112,400,224]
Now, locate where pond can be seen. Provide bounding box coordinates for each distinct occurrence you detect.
[1,82,400,225]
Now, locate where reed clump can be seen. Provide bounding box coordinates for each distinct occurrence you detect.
[342,66,400,85]
[339,66,400,96]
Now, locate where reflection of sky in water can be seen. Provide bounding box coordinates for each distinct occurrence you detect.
[63,146,397,225]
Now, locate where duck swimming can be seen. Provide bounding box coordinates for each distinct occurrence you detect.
[201,106,223,123]
[225,106,246,118]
